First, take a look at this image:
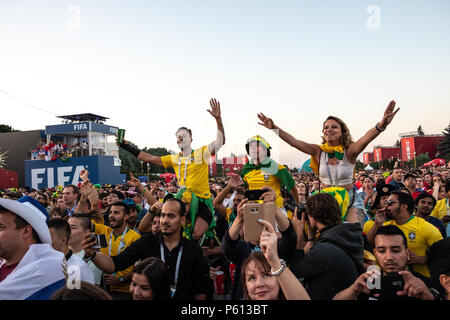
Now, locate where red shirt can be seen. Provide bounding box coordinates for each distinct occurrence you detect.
[0,262,18,282]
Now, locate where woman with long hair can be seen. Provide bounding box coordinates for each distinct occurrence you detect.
[257,101,399,224]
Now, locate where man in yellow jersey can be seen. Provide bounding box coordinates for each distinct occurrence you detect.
[118,98,225,243]
[366,190,443,277]
[430,179,450,227]
[240,135,299,209]
[90,201,141,299]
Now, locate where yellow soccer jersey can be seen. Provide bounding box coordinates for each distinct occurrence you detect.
[161,146,211,199]
[431,198,449,223]
[241,159,295,208]
[94,223,141,292]
[384,216,443,277]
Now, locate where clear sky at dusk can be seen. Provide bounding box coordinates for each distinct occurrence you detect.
[1,0,449,168]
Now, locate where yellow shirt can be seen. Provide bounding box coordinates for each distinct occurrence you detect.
[161,146,211,199]
[431,198,449,223]
[93,223,141,292]
[383,216,443,277]
[241,161,294,208]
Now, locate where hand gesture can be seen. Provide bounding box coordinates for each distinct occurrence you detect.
[374,208,387,226]
[80,169,89,183]
[80,181,93,198]
[292,207,306,239]
[227,174,241,188]
[207,98,221,120]
[379,100,400,128]
[397,271,435,300]
[258,219,279,267]
[236,198,248,221]
[257,113,276,130]
[127,172,141,189]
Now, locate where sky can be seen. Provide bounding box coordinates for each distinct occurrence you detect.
[1,0,449,168]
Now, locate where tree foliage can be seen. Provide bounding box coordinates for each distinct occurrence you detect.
[437,123,450,161]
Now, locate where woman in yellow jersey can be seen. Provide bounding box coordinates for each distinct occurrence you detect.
[241,135,299,210]
[118,98,225,243]
[257,100,399,224]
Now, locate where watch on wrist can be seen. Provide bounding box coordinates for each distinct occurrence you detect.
[270,259,287,276]
[119,276,124,283]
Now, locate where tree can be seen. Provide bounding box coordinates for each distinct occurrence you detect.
[395,140,401,147]
[437,123,450,161]
[0,124,19,133]
[417,125,425,136]
[119,144,174,177]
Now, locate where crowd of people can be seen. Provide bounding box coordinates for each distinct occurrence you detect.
[1,98,450,301]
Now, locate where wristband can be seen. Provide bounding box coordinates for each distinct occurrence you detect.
[375,123,386,132]
[119,142,141,157]
[83,251,96,262]
[142,188,147,196]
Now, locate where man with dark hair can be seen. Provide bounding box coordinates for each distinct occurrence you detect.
[82,197,210,300]
[366,190,443,277]
[68,214,103,285]
[404,173,422,199]
[334,225,437,300]
[62,184,80,217]
[291,193,364,300]
[103,190,125,226]
[389,168,405,191]
[89,201,141,299]
[415,193,446,238]
[0,196,66,299]
[47,218,94,284]
[427,238,450,300]
[117,98,225,244]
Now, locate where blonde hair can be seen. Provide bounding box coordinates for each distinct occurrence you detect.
[321,116,354,149]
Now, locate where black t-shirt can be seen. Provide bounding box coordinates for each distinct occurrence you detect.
[111,233,210,300]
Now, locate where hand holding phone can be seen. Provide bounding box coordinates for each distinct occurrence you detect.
[244,189,267,201]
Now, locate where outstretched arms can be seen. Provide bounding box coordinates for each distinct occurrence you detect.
[346,100,399,162]
[257,113,321,158]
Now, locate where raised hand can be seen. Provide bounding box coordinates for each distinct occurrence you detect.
[227,174,242,188]
[127,172,141,188]
[80,169,89,183]
[207,98,221,120]
[257,113,276,130]
[258,219,279,267]
[380,100,400,128]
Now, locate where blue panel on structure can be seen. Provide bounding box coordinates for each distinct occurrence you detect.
[25,156,123,189]
[45,122,118,136]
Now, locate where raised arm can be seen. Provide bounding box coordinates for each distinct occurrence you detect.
[346,100,399,163]
[257,113,321,158]
[118,139,164,167]
[259,220,310,300]
[213,175,241,217]
[207,98,225,156]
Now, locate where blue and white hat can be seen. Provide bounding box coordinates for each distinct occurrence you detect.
[0,196,51,244]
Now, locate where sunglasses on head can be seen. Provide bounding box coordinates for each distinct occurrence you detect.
[385,199,400,206]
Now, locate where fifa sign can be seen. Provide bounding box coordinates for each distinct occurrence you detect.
[30,165,85,190]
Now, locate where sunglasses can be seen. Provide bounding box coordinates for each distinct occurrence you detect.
[385,199,399,206]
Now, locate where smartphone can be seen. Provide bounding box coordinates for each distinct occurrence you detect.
[243,202,276,244]
[371,273,405,299]
[244,189,267,201]
[91,233,108,249]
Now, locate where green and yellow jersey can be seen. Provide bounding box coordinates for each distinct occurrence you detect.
[93,223,141,292]
[241,158,295,208]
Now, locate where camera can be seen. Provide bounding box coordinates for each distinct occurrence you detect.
[285,201,307,219]
[90,233,108,249]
